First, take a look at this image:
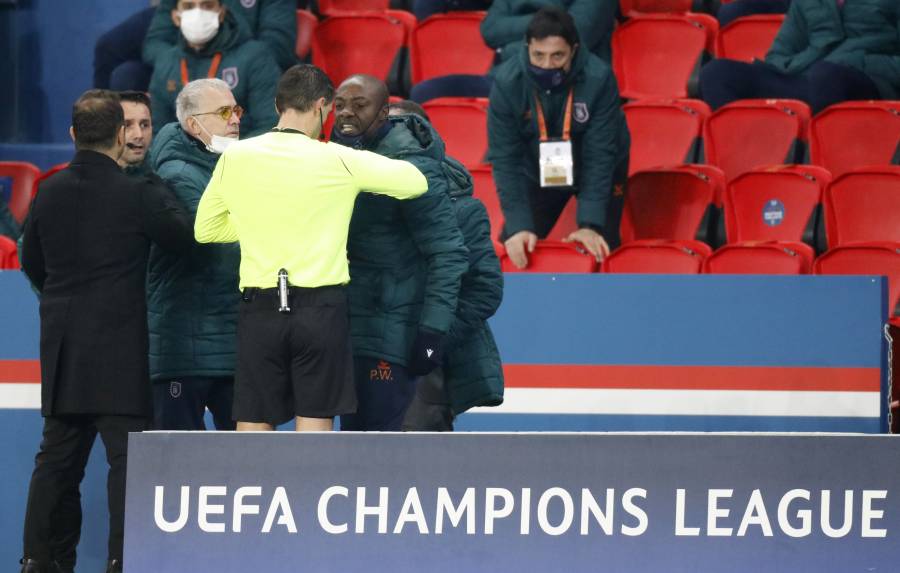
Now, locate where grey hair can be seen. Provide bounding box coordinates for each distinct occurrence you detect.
[175,78,232,127]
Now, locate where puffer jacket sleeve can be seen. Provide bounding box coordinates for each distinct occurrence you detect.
[243,42,281,136]
[480,0,533,50]
[256,0,297,70]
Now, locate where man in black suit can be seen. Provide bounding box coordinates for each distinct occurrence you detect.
[18,90,193,573]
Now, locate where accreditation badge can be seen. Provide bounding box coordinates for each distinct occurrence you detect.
[539,140,574,188]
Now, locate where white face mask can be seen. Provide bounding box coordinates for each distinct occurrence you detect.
[180,8,220,45]
[195,118,237,154]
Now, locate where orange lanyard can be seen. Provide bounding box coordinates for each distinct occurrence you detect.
[535,88,574,142]
[180,52,222,86]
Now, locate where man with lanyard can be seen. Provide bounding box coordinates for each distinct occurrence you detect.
[487,6,630,270]
[194,65,431,432]
[148,0,280,137]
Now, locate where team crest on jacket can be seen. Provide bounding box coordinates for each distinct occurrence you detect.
[169,381,182,399]
[573,102,590,123]
[222,67,239,89]
[240,0,256,7]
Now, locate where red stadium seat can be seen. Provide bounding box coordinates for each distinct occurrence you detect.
[704,99,810,182]
[31,162,69,201]
[421,97,488,167]
[612,14,718,99]
[623,99,710,175]
[823,167,900,249]
[602,239,711,273]
[724,165,831,246]
[295,10,318,60]
[501,240,598,273]
[704,241,814,274]
[809,101,900,179]
[545,196,579,241]
[312,13,408,86]
[0,235,18,269]
[317,0,389,16]
[470,165,503,252]
[620,0,694,17]
[621,166,720,243]
[410,12,493,84]
[715,15,784,63]
[0,161,40,224]
[814,242,900,318]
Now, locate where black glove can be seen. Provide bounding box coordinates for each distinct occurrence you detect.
[407,328,444,376]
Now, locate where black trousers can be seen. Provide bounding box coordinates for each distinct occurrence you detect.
[152,376,236,431]
[401,367,455,432]
[22,414,149,565]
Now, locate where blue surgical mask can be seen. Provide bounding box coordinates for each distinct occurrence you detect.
[528,64,567,91]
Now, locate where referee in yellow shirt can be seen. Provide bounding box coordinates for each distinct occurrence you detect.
[195,65,429,432]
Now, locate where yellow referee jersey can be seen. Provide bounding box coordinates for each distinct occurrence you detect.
[194,130,428,289]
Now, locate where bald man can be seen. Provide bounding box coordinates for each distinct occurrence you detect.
[331,75,468,432]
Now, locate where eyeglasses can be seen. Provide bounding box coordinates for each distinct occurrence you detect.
[195,105,243,121]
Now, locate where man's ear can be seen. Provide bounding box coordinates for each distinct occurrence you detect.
[68,126,76,143]
[171,9,181,27]
[219,6,227,23]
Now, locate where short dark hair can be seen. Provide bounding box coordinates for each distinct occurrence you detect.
[118,90,152,112]
[275,64,335,114]
[72,89,124,150]
[389,100,430,122]
[526,7,579,48]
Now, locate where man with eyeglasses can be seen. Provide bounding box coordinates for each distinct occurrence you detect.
[148,0,280,137]
[146,78,243,431]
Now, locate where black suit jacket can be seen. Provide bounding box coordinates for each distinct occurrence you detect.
[21,150,193,417]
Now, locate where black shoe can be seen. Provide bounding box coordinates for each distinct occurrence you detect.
[105,559,122,573]
[19,559,62,573]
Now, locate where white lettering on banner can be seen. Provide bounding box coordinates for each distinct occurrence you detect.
[261,487,297,533]
[198,486,227,533]
[318,486,349,534]
[779,489,813,537]
[862,491,888,538]
[435,488,476,534]
[394,488,429,534]
[675,489,700,536]
[232,487,261,533]
[520,488,532,534]
[580,488,615,535]
[356,486,389,534]
[484,488,515,534]
[708,489,734,536]
[154,485,190,533]
[621,488,649,536]
[821,490,853,538]
[737,490,774,537]
[537,487,575,536]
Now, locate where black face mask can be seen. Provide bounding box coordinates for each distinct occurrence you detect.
[528,64,567,91]
[330,115,391,149]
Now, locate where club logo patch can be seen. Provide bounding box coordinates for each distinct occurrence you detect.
[221,67,239,89]
[169,381,182,398]
[240,0,257,7]
[763,199,786,227]
[573,102,590,123]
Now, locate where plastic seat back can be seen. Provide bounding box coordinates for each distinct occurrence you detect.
[501,241,598,273]
[0,235,18,269]
[725,165,830,246]
[410,12,493,84]
[715,15,784,63]
[0,161,41,224]
[620,0,694,16]
[809,101,900,179]
[295,10,318,60]
[603,239,711,273]
[421,97,488,167]
[815,243,900,318]
[317,0,390,16]
[623,99,710,175]
[621,166,718,243]
[704,241,813,274]
[823,167,900,249]
[312,13,407,86]
[704,99,810,182]
[470,165,503,249]
[612,14,717,99]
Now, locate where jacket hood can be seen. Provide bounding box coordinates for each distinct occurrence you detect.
[178,10,247,57]
[443,156,473,199]
[375,114,446,162]
[517,40,590,92]
[149,122,220,174]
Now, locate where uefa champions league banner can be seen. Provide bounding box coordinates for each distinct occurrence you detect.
[125,433,900,572]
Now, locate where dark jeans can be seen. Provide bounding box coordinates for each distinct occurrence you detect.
[93,7,155,90]
[152,376,236,431]
[717,0,790,27]
[340,356,417,431]
[402,367,454,431]
[700,58,881,114]
[23,415,150,565]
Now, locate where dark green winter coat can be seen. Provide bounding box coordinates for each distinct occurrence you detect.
[146,122,241,381]
[144,0,297,70]
[348,115,469,367]
[766,0,900,99]
[442,156,504,415]
[487,43,630,237]
[148,12,280,137]
[481,0,618,63]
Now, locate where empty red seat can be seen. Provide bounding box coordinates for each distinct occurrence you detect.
[814,242,900,318]
[501,240,598,273]
[317,0,389,16]
[470,165,503,251]
[724,165,830,246]
[704,241,814,274]
[312,13,408,86]
[612,14,718,99]
[704,99,810,182]
[823,166,900,249]
[295,10,318,60]
[620,0,694,17]
[0,161,41,224]
[544,196,579,241]
[621,166,720,243]
[410,12,493,84]
[809,101,900,179]
[623,99,710,175]
[603,239,711,273]
[715,15,784,63]
[421,97,488,167]
[0,235,18,269]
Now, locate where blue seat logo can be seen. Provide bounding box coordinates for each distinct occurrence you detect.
[763,199,785,227]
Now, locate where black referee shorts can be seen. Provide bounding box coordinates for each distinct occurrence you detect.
[233,285,356,426]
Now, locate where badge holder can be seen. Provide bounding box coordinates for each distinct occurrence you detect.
[535,88,575,189]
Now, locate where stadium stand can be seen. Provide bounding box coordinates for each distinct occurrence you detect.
[469,165,503,251]
[0,161,40,224]
[602,239,711,273]
[317,0,391,16]
[421,97,489,167]
[809,101,900,179]
[619,0,695,17]
[623,98,710,175]
[814,243,900,319]
[409,12,493,85]
[296,9,318,61]
[822,166,900,249]
[703,241,814,274]
[500,240,598,273]
[715,14,784,63]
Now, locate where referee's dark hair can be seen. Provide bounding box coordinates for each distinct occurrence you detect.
[526,6,580,48]
[71,89,124,151]
[118,90,152,111]
[276,64,336,114]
